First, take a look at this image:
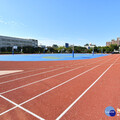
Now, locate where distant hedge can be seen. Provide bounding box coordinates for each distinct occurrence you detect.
[0,44,119,54]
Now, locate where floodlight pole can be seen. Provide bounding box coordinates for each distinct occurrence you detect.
[93,47,94,55]
[12,47,14,55]
[43,48,46,54]
[101,48,103,54]
[43,49,45,54]
[72,44,74,58]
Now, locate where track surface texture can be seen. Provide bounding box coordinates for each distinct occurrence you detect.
[0,54,120,120]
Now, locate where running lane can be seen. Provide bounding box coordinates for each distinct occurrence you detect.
[19,55,118,120]
[0,55,114,104]
[0,55,112,96]
[0,55,108,80]
[0,57,101,83]
[0,55,116,120]
[58,54,120,120]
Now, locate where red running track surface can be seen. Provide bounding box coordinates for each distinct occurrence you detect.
[0,54,120,120]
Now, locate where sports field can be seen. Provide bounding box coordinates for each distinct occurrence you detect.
[0,53,107,61]
[0,54,119,120]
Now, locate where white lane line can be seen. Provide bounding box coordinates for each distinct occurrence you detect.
[56,55,120,120]
[0,70,23,76]
[0,59,88,79]
[0,55,110,78]
[0,55,116,116]
[0,55,111,85]
[0,95,45,120]
[0,65,91,95]
[0,60,81,78]
[0,106,17,116]
[0,63,65,78]
[0,68,45,79]
[0,67,64,85]
[0,59,91,85]
[0,56,114,95]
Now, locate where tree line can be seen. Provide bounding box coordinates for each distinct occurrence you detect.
[0,44,119,54]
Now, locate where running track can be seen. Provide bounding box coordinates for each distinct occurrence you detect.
[0,54,120,120]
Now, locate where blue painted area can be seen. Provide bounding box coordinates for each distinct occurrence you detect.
[0,54,108,61]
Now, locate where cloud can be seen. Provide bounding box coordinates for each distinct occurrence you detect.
[0,17,24,26]
[0,19,8,24]
[37,37,85,46]
[10,20,25,26]
[38,38,66,46]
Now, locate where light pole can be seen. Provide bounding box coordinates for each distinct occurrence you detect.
[101,48,103,54]
[12,46,14,55]
[92,47,94,55]
[72,44,74,58]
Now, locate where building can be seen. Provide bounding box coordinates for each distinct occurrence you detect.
[65,43,69,48]
[106,37,120,46]
[84,43,96,49]
[0,35,38,48]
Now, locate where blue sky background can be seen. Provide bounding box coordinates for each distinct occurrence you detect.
[0,0,120,46]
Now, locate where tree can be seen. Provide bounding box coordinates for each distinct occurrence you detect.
[52,44,58,48]
[7,47,12,52]
[1,47,6,52]
[109,44,118,51]
[23,46,34,53]
[84,43,89,46]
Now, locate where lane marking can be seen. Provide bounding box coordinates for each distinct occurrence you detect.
[0,55,111,85]
[0,95,45,120]
[0,106,17,116]
[0,60,82,78]
[0,65,93,94]
[0,68,45,78]
[0,70,23,76]
[0,60,89,83]
[0,60,90,85]
[0,55,114,95]
[0,60,89,79]
[0,67,64,85]
[56,55,120,120]
[0,55,116,116]
[0,55,111,78]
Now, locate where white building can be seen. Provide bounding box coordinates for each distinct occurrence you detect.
[0,35,38,48]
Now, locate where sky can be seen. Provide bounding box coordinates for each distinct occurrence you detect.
[0,0,120,46]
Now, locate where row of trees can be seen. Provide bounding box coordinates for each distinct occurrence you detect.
[0,47,44,54]
[0,44,119,54]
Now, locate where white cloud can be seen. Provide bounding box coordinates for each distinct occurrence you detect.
[37,37,85,46]
[38,38,66,46]
[0,17,24,26]
[0,20,8,24]
[10,20,25,26]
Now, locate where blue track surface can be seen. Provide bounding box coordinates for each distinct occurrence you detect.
[0,54,108,61]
